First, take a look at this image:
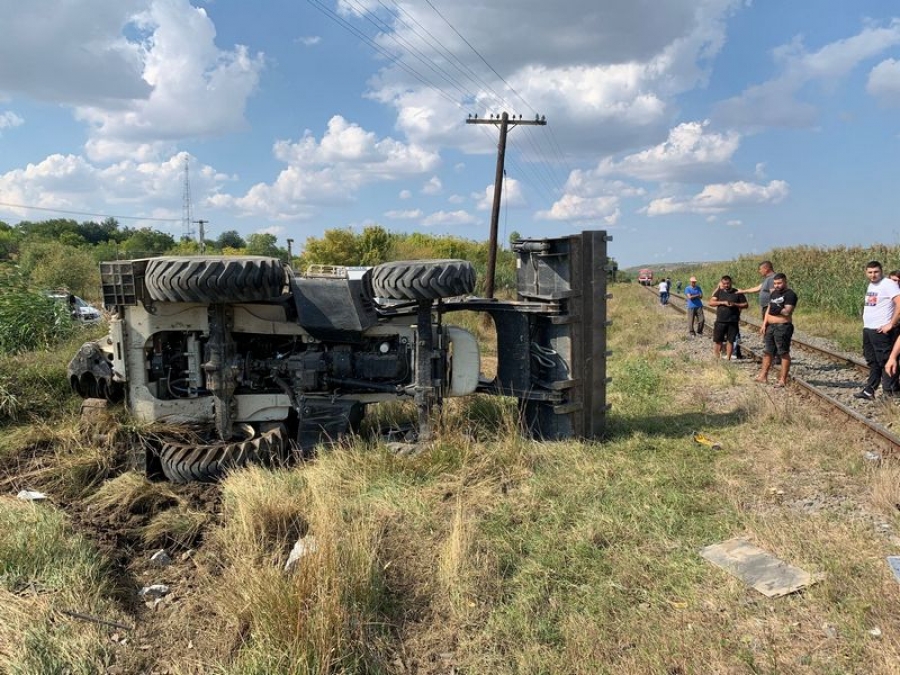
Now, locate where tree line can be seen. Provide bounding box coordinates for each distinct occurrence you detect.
[0,217,522,301]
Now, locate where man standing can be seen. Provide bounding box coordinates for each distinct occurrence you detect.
[754,273,797,387]
[685,277,704,336]
[856,261,900,400]
[658,278,669,305]
[737,261,776,321]
[709,276,748,360]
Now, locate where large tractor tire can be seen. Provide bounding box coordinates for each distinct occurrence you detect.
[144,256,286,303]
[371,259,475,301]
[158,424,288,483]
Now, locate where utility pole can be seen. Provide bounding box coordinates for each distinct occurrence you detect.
[466,112,546,297]
[193,219,208,254]
[286,238,294,264]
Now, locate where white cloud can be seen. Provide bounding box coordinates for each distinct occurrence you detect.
[0,0,266,161]
[645,180,789,215]
[422,210,480,226]
[366,0,744,156]
[384,208,423,219]
[0,110,23,131]
[422,176,443,195]
[597,120,740,182]
[867,58,900,107]
[296,36,322,46]
[214,116,439,218]
[715,20,900,129]
[536,194,620,222]
[0,150,227,233]
[473,178,526,210]
[399,189,412,199]
[448,194,465,204]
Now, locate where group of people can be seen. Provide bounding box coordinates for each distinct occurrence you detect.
[662,259,900,398]
[679,261,797,388]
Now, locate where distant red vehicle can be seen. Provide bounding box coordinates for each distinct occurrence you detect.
[638,269,654,286]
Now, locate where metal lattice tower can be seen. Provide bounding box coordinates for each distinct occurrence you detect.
[182,157,194,240]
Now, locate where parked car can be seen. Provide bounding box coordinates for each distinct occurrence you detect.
[48,291,102,324]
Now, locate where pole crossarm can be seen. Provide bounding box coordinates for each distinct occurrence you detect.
[465,117,547,129]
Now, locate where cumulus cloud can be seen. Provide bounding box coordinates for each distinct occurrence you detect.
[0,0,265,162]
[536,194,620,222]
[365,0,744,155]
[596,120,740,183]
[399,189,412,199]
[213,116,439,219]
[0,150,226,232]
[867,58,900,106]
[473,178,526,210]
[645,180,789,215]
[422,176,443,195]
[715,20,900,129]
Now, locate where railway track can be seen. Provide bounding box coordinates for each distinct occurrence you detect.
[647,286,900,452]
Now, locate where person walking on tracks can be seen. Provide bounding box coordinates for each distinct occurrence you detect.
[658,278,670,305]
[685,276,704,337]
[737,261,776,321]
[855,261,900,400]
[754,273,797,387]
[709,275,748,360]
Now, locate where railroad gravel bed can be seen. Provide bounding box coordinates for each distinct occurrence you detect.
[656,297,900,435]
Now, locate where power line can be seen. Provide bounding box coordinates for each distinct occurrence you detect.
[0,201,180,223]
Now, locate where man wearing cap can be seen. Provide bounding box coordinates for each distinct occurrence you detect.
[685,277,704,336]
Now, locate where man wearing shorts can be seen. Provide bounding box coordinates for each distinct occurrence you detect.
[754,273,797,387]
[709,275,748,360]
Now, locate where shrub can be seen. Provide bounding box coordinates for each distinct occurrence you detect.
[0,268,75,356]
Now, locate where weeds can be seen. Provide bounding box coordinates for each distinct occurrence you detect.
[2,280,900,673]
[0,497,121,674]
[0,267,77,356]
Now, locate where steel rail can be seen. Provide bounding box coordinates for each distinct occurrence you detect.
[657,287,868,373]
[644,285,900,452]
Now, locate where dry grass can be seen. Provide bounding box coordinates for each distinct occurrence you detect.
[203,464,388,673]
[3,282,900,673]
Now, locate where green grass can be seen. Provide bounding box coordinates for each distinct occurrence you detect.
[2,264,900,672]
[664,243,900,352]
[0,498,121,674]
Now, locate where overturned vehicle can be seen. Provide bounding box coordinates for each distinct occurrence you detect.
[68,231,611,482]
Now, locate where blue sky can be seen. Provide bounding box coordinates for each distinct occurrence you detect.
[1,1,899,268]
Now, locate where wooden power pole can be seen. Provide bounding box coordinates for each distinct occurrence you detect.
[466,112,546,297]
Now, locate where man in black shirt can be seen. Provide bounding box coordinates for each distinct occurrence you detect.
[754,273,798,387]
[708,275,748,361]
